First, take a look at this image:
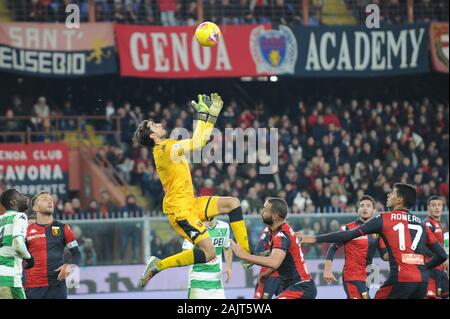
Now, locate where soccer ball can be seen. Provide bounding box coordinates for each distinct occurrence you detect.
[195,22,221,47]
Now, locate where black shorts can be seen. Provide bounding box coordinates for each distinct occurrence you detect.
[375,279,428,299]
[276,280,317,299]
[26,282,68,299]
[343,280,370,299]
[254,276,282,299]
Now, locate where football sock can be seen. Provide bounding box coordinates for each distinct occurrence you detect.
[228,206,250,253]
[157,248,207,271]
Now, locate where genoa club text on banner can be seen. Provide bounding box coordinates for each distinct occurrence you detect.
[115,24,271,78]
[0,23,117,77]
[0,143,69,197]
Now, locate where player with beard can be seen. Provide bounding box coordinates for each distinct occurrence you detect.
[24,191,81,299]
[231,198,316,299]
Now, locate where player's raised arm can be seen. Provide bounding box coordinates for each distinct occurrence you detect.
[177,93,224,154]
[298,215,383,244]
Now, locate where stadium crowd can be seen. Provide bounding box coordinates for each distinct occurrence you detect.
[5,0,448,25]
[346,0,448,24]
[2,92,449,218]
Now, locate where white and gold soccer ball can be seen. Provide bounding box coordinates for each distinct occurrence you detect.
[195,21,221,47]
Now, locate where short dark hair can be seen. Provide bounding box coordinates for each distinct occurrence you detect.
[31,191,51,208]
[0,189,20,210]
[358,195,376,208]
[267,197,288,219]
[394,183,417,209]
[427,195,443,207]
[133,120,155,148]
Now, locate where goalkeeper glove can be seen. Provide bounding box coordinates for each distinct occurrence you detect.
[206,93,224,124]
[191,94,211,122]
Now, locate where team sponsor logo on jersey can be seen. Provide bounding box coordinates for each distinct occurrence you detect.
[52,226,61,236]
[27,233,46,241]
[401,253,424,265]
[30,229,37,234]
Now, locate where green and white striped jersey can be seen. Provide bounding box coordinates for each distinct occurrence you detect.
[0,210,28,288]
[444,232,448,256]
[182,220,230,290]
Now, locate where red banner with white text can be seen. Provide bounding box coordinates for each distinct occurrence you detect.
[0,143,69,197]
[115,24,271,78]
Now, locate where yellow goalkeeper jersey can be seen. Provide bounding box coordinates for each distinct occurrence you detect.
[152,120,214,215]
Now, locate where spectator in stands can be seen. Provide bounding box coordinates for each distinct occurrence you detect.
[63,201,75,219]
[99,190,118,218]
[31,96,50,128]
[72,198,83,216]
[244,187,263,213]
[85,199,99,219]
[79,238,98,266]
[1,109,23,142]
[199,178,215,197]
[137,0,157,24]
[151,236,167,259]
[157,0,177,26]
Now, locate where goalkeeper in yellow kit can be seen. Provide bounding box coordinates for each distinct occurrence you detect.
[133,93,250,287]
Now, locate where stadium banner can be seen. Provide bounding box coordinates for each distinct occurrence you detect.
[69,259,389,295]
[0,23,117,77]
[276,23,430,76]
[0,143,69,197]
[429,22,449,73]
[115,24,272,78]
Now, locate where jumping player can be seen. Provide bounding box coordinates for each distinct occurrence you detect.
[133,93,251,287]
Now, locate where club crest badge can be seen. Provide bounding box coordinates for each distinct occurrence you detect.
[250,25,298,75]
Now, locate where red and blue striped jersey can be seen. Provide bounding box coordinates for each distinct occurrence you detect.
[269,222,311,289]
[326,219,387,282]
[25,220,79,288]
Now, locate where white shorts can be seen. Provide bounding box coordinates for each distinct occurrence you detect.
[188,288,225,299]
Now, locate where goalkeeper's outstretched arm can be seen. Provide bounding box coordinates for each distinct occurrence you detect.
[178,93,223,154]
